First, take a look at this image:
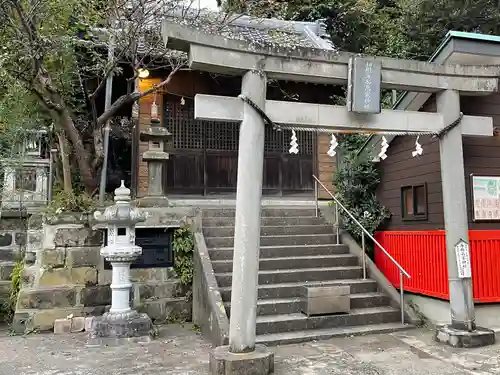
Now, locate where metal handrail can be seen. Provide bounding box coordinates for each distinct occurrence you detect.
[313,174,410,325]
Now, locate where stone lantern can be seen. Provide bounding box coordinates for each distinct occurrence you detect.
[138,106,172,206]
[91,181,152,338]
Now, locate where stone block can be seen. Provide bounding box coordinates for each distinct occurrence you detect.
[85,316,96,331]
[27,230,43,252]
[39,249,66,268]
[90,312,152,339]
[83,305,110,317]
[21,267,35,288]
[141,297,191,323]
[0,249,17,262]
[71,316,85,332]
[54,318,72,334]
[130,268,167,283]
[66,247,100,268]
[11,311,33,334]
[301,285,351,316]
[0,280,10,298]
[435,325,495,348]
[53,228,102,248]
[98,270,112,285]
[137,281,184,300]
[80,285,111,306]
[15,232,26,246]
[32,307,84,331]
[0,233,13,247]
[209,345,274,375]
[38,267,98,286]
[17,287,77,309]
[28,214,43,229]
[0,263,14,280]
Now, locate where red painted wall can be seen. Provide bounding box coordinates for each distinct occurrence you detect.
[375,230,500,303]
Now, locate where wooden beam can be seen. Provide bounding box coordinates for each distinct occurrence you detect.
[194,94,493,136]
[162,21,500,93]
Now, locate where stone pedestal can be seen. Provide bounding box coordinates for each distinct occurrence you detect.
[91,181,152,341]
[435,325,495,348]
[210,345,274,375]
[139,120,172,207]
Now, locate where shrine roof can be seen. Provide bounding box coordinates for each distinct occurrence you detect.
[160,8,334,52]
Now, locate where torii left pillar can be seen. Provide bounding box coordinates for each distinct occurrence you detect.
[209,71,274,375]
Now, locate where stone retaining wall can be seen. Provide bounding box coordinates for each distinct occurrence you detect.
[13,208,197,333]
[0,213,28,313]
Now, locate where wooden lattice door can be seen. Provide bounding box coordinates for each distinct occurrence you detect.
[164,98,316,196]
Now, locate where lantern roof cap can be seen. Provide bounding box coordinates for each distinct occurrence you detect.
[114,180,131,202]
[93,181,147,225]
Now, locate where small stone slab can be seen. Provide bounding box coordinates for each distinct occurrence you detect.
[54,318,72,334]
[210,345,274,375]
[70,317,85,333]
[89,312,152,339]
[301,285,350,316]
[435,325,495,348]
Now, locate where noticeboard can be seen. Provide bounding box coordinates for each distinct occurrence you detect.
[471,175,500,221]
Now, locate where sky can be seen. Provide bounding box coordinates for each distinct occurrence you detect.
[192,0,219,10]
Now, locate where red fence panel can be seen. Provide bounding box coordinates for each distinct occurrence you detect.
[374,230,500,303]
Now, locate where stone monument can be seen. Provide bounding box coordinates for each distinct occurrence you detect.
[1,129,50,211]
[138,102,172,206]
[90,181,152,340]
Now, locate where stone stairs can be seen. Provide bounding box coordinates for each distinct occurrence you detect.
[202,207,410,346]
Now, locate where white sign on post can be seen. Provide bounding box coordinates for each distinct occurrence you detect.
[455,239,472,279]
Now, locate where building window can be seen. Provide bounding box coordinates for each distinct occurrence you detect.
[401,183,428,220]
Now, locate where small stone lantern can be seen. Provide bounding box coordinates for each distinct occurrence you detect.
[138,108,172,206]
[91,181,152,338]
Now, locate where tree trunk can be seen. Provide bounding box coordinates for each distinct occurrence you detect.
[56,132,72,193]
[57,108,97,195]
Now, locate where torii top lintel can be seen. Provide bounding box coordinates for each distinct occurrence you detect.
[162,20,500,94]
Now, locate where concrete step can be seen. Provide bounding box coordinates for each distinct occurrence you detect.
[256,322,412,346]
[215,266,363,287]
[255,306,401,335]
[209,244,349,261]
[202,216,326,227]
[219,279,379,301]
[203,225,334,238]
[205,234,338,248]
[202,208,317,218]
[224,292,389,316]
[211,254,358,273]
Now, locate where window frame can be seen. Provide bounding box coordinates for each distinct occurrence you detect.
[401,183,428,221]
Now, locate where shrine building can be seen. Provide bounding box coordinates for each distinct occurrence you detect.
[132,16,338,200]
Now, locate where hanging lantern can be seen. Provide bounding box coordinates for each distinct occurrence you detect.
[131,101,139,120]
[151,100,159,122]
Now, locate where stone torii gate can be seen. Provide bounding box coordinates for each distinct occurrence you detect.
[162,20,498,374]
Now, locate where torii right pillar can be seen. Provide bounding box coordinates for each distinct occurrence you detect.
[435,89,495,348]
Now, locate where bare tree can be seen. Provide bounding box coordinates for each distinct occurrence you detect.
[0,0,238,194]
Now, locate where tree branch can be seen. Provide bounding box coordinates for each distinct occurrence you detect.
[96,65,181,127]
